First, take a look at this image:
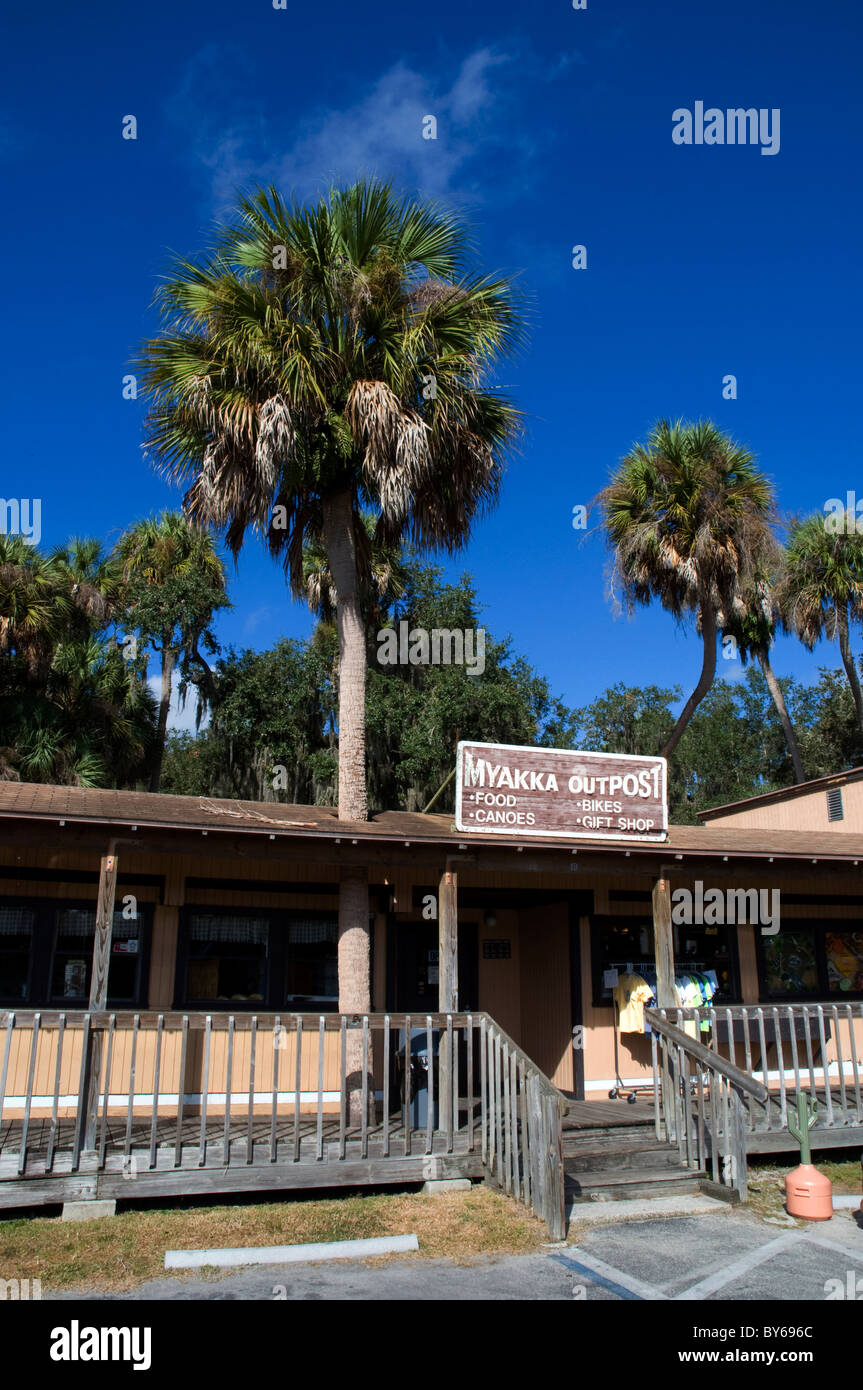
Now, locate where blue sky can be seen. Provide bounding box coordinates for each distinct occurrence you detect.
[3,0,862,728]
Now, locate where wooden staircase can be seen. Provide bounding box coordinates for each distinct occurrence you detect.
[562,1107,709,1204]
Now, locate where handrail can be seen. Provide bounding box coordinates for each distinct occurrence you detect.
[0,1007,567,1238]
[644,1009,769,1104]
[475,1015,564,1101]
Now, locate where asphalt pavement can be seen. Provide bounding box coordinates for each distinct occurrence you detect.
[48,1205,863,1301]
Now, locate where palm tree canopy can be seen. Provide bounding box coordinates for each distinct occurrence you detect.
[780,512,863,649]
[599,419,776,620]
[136,180,523,590]
[0,535,75,677]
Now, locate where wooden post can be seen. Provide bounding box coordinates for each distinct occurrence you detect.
[652,875,675,1007]
[79,852,118,1153]
[729,1085,749,1200]
[438,864,458,1133]
[438,864,458,1013]
[653,875,676,1137]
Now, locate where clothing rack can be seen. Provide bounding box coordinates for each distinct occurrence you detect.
[605,963,717,1103]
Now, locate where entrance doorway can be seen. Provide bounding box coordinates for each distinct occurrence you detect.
[390,921,478,1012]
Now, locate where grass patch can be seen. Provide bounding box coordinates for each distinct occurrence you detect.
[0,1187,545,1293]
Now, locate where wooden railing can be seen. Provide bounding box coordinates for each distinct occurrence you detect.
[0,1010,566,1237]
[645,1008,769,1201]
[660,1003,863,1133]
[481,1016,566,1239]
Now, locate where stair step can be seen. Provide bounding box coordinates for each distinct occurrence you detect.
[562,1121,655,1139]
[564,1145,683,1173]
[566,1168,709,1203]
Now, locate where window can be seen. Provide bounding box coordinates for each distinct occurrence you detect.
[175,908,342,1009]
[591,914,739,1006]
[0,906,35,1001]
[50,908,145,1004]
[825,930,863,993]
[761,928,819,997]
[757,919,863,1000]
[0,895,152,1007]
[185,914,268,1003]
[284,917,338,1008]
[827,787,844,822]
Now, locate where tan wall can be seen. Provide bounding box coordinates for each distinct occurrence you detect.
[478,909,520,1040]
[706,778,863,832]
[518,902,573,1091]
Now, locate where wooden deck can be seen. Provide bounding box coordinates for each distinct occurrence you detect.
[564,1098,656,1129]
[0,1110,484,1207]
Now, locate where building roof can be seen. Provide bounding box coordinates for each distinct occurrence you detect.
[697,766,863,822]
[2,781,863,863]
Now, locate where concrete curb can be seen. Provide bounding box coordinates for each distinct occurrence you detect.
[165,1233,419,1269]
[565,1194,732,1229]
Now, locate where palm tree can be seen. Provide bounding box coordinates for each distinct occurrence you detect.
[721,566,805,783]
[599,420,776,758]
[136,182,522,1088]
[114,512,228,792]
[0,535,73,680]
[0,535,155,786]
[780,512,863,740]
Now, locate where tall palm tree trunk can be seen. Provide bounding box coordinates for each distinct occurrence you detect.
[149,640,175,793]
[323,491,368,821]
[756,647,805,782]
[661,600,718,758]
[836,602,863,739]
[322,489,373,1125]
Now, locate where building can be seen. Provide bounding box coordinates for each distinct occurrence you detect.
[698,766,863,834]
[0,780,861,1231]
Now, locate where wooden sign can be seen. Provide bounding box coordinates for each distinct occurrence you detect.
[455,742,668,843]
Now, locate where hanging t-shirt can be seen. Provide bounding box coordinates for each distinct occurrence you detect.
[614,973,654,1033]
[673,978,699,1039]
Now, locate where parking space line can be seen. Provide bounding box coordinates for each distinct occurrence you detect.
[800,1230,863,1265]
[673,1232,803,1301]
[553,1252,667,1301]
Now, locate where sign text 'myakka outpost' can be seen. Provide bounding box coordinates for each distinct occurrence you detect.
[455,741,668,843]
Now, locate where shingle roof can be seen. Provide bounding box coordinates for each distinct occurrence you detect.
[2,781,863,862]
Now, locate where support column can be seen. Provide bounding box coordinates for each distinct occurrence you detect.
[652,875,675,1007]
[438,863,458,1134]
[338,866,373,1127]
[438,864,458,1013]
[652,874,676,1139]
[79,850,118,1153]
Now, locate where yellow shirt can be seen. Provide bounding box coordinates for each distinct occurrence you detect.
[614,974,653,1033]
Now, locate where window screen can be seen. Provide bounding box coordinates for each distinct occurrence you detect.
[51,908,143,1003]
[186,913,268,1002]
[0,906,35,1001]
[285,917,338,1007]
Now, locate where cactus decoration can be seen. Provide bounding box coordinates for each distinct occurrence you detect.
[787,1092,818,1165]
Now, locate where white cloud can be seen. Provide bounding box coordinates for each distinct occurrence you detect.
[168,44,537,211]
[147,675,210,734]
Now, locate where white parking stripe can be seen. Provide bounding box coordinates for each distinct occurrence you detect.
[673,1232,803,1300]
[801,1230,863,1265]
[558,1249,668,1300]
